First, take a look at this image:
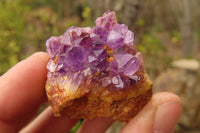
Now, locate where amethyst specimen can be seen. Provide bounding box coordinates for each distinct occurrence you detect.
[46,11,144,92]
[45,11,152,121]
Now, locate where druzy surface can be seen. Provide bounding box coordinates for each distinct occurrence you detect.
[46,11,144,94]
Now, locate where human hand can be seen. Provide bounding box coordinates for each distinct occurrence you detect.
[0,52,182,133]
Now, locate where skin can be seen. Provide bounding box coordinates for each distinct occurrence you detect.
[0,52,182,133]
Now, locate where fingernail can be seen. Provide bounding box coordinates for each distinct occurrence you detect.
[153,101,182,133]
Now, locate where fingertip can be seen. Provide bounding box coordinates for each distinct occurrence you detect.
[153,98,182,133]
[153,92,182,106]
[30,52,49,64]
[0,52,49,125]
[21,107,78,133]
[122,92,182,133]
[77,117,113,133]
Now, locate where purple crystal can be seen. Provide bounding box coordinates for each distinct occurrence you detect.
[112,24,128,35]
[88,48,106,68]
[93,48,105,57]
[96,58,108,71]
[46,36,61,58]
[79,37,93,49]
[111,75,124,88]
[67,46,87,71]
[114,52,139,76]
[112,24,134,45]
[95,11,118,30]
[109,60,118,76]
[124,30,134,45]
[46,10,143,89]
[107,30,124,50]
[93,26,108,42]
[120,57,139,76]
[114,52,134,69]
[101,77,111,87]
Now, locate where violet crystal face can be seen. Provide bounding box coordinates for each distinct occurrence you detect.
[46,11,144,95]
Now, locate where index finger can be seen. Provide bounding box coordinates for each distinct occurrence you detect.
[0,52,49,132]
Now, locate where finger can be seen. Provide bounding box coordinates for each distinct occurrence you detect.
[0,52,49,132]
[121,92,182,133]
[20,106,78,133]
[77,117,113,133]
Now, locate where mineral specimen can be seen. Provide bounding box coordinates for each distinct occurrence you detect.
[45,11,152,121]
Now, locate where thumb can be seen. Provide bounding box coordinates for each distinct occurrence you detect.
[121,92,182,133]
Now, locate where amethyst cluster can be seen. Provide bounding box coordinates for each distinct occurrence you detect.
[46,11,144,90]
